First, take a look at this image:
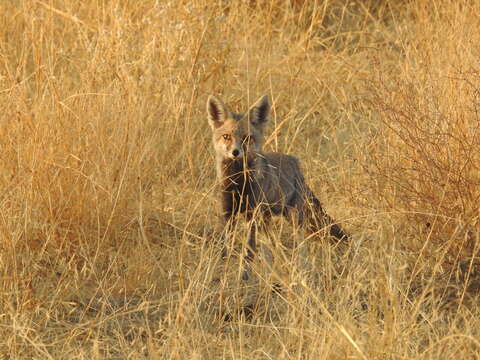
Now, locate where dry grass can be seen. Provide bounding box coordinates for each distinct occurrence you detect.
[1,0,480,358]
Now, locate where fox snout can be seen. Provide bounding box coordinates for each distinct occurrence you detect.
[224,139,257,160]
[229,145,245,159]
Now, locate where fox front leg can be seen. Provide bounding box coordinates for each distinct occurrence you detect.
[219,216,237,258]
[242,217,258,281]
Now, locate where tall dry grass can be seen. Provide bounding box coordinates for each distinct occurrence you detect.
[362,1,480,282]
[0,0,479,358]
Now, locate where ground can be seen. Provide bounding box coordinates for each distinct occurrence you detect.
[1,1,480,359]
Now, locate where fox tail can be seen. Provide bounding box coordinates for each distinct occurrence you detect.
[306,190,349,241]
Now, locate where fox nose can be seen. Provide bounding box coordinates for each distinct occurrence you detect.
[232,149,240,158]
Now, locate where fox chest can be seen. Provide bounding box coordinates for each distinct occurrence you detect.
[220,161,258,217]
[222,172,257,217]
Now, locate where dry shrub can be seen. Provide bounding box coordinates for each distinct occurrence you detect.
[2,0,480,359]
[364,1,480,262]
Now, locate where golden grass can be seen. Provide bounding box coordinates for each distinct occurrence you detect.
[1,0,479,358]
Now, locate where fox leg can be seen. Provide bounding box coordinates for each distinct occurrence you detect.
[258,215,274,269]
[287,207,312,278]
[242,215,257,280]
[220,216,237,258]
[246,225,257,264]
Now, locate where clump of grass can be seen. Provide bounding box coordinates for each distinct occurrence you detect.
[363,1,480,264]
[1,0,480,359]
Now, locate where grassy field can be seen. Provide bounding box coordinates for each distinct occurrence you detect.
[1,0,480,358]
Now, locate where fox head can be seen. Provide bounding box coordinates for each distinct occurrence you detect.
[207,95,270,161]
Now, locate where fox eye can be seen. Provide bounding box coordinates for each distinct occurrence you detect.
[222,134,231,141]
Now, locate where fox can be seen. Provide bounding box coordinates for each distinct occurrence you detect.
[207,94,349,280]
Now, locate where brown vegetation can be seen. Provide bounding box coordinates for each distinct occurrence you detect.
[0,0,479,358]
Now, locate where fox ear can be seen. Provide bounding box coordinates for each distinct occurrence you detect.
[207,95,229,129]
[249,95,270,126]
